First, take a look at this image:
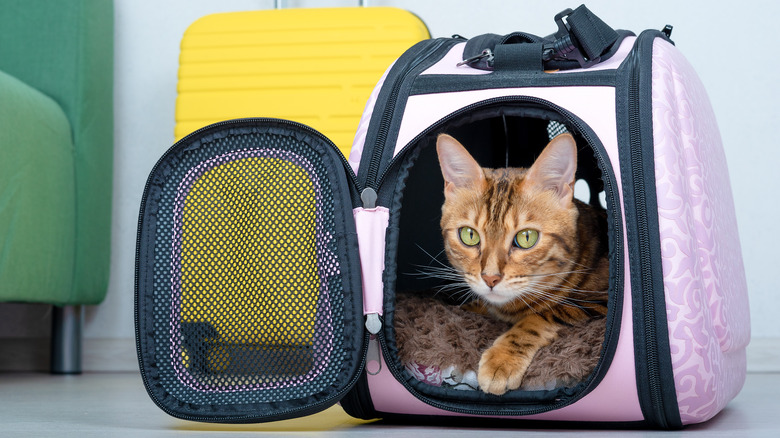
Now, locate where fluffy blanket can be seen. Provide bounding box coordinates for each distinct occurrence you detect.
[394,292,606,391]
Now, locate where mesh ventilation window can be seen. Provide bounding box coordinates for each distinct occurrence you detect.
[547,120,569,140]
[149,131,348,407]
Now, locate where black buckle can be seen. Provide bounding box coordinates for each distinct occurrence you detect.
[542,8,600,69]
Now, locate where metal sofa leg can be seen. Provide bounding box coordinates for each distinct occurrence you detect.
[51,305,83,374]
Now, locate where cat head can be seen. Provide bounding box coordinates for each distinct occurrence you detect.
[436,132,579,307]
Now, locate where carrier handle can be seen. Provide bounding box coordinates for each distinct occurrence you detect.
[461,5,620,71]
[274,0,368,7]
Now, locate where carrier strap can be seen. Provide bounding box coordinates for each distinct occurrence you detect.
[462,5,621,71]
[565,5,620,62]
[493,42,544,72]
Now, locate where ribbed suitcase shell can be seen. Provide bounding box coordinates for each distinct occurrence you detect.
[175,7,430,155]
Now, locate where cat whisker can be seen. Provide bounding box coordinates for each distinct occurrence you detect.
[431,280,474,301]
[518,269,593,279]
[522,286,605,307]
[434,283,471,294]
[524,291,557,313]
[410,264,459,274]
[408,266,464,282]
[433,284,478,307]
[414,244,449,269]
[525,281,608,296]
[458,293,479,308]
[560,257,595,271]
[505,276,604,295]
[508,292,544,317]
[522,290,590,311]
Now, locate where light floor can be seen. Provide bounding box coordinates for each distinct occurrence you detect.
[1,372,778,437]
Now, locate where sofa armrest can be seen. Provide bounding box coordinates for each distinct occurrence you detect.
[0,0,114,304]
[0,71,75,302]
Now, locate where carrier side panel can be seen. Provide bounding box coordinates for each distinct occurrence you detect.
[650,39,750,424]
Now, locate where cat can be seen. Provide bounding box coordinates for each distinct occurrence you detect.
[435,132,609,395]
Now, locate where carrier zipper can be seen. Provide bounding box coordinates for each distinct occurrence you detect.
[361,38,455,203]
[372,96,624,416]
[626,50,665,427]
[623,34,679,429]
[134,117,364,424]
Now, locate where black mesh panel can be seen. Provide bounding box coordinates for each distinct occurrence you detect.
[138,124,358,417]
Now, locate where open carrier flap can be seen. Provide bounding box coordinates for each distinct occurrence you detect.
[135,119,367,423]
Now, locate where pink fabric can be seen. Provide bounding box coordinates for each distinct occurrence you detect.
[396,87,612,156]
[651,39,750,424]
[353,207,390,316]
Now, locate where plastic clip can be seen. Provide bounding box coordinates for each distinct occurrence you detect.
[457,48,494,68]
[542,8,600,69]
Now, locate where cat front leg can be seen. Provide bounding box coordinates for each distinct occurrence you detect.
[478,314,559,395]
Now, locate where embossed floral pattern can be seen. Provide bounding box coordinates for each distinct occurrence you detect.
[652,39,750,424]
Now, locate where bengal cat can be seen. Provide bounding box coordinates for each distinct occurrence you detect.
[435,132,609,395]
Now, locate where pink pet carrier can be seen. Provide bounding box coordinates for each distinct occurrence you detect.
[135,6,749,429]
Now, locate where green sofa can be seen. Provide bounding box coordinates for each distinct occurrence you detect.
[0,0,114,373]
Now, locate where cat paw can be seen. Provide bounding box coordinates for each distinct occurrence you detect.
[477,345,530,395]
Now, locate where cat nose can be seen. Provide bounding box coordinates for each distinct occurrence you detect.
[481,273,503,288]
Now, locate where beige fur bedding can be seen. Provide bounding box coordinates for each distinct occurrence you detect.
[394,292,606,391]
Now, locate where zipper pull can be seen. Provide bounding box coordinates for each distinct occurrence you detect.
[365,313,383,375]
[457,48,494,67]
[366,335,382,375]
[365,312,382,335]
[361,187,377,209]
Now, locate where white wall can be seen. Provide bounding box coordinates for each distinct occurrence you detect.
[95,0,779,352]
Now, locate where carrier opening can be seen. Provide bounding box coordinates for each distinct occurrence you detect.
[383,101,619,407]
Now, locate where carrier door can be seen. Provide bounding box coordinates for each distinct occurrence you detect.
[135,119,365,423]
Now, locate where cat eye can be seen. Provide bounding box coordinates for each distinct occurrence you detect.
[514,229,539,249]
[458,227,481,247]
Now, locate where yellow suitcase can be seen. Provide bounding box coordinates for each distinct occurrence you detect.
[175,7,430,156]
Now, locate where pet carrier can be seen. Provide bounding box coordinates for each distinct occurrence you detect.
[136,5,749,429]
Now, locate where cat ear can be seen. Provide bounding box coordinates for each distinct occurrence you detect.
[524,133,577,207]
[436,134,486,196]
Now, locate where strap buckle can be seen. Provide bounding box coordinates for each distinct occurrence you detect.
[542,8,600,69]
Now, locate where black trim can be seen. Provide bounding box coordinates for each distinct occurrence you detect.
[375,97,625,416]
[339,371,379,420]
[616,32,682,429]
[411,70,617,95]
